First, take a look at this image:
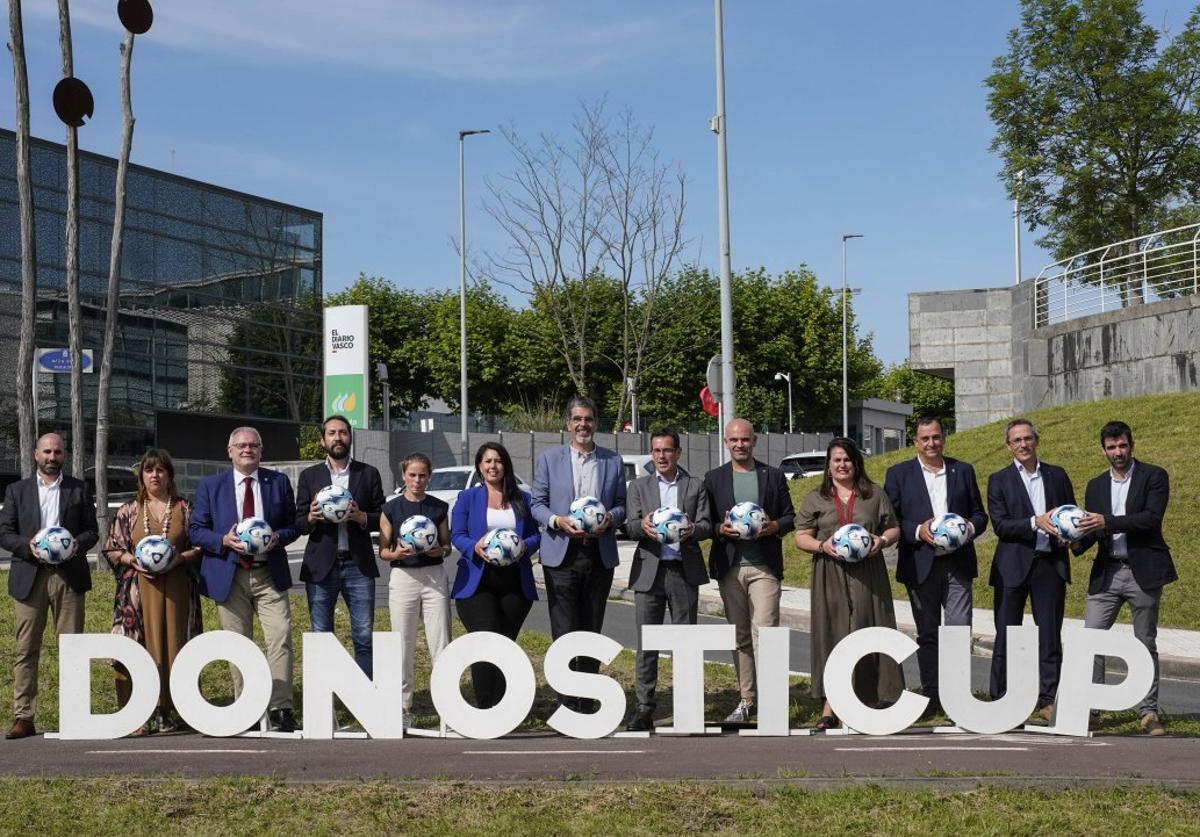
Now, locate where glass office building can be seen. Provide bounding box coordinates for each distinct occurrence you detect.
[0,128,322,470]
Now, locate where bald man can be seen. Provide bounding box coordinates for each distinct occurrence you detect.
[703,419,795,724]
[0,433,98,739]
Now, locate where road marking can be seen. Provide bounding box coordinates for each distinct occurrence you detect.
[86,748,274,755]
[834,746,1029,752]
[463,749,646,755]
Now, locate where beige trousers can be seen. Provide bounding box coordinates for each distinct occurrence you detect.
[387,565,452,711]
[13,567,86,720]
[216,565,293,710]
[718,564,781,704]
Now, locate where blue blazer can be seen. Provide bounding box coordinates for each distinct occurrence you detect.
[190,467,298,603]
[450,485,539,601]
[530,444,626,568]
[987,460,1075,588]
[884,456,988,586]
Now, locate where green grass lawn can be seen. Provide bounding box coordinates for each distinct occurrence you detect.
[0,570,1191,736]
[781,391,1200,629]
[1,779,1199,834]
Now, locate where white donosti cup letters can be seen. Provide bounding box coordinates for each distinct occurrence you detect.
[57,624,1154,740]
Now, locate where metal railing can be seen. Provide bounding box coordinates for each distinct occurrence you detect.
[1032,223,1200,327]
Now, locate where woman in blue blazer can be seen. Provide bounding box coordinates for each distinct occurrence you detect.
[450,442,540,708]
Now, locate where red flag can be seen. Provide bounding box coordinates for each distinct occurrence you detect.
[699,386,720,417]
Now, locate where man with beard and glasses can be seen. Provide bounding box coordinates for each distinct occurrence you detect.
[0,433,98,739]
[295,414,385,677]
[1075,421,1176,736]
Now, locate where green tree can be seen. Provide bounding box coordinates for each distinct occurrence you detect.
[867,363,956,437]
[986,0,1200,293]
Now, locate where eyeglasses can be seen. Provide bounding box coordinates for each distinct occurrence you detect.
[230,442,262,450]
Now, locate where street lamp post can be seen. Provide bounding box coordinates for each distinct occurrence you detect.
[841,233,863,439]
[375,362,391,433]
[773,371,793,434]
[459,128,490,466]
[712,0,735,457]
[1013,169,1024,286]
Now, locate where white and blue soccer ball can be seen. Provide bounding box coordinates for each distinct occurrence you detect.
[726,501,765,540]
[315,484,353,523]
[399,515,439,553]
[481,527,523,567]
[569,496,607,534]
[831,523,873,562]
[32,526,75,564]
[930,512,970,553]
[650,506,689,545]
[235,517,274,555]
[134,535,176,574]
[1050,504,1087,542]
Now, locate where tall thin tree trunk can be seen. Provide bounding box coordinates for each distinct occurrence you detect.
[58,0,85,478]
[8,0,37,476]
[95,32,135,541]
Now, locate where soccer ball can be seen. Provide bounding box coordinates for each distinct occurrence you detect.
[726,501,765,540]
[1050,504,1087,542]
[31,526,75,564]
[399,515,439,553]
[930,512,970,553]
[650,506,689,545]
[134,535,176,574]
[569,496,607,534]
[315,484,353,523]
[481,527,523,566]
[831,523,873,562]
[235,517,274,555]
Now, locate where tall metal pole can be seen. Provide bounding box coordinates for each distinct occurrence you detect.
[458,128,489,466]
[841,233,862,439]
[1013,169,1024,285]
[713,0,735,458]
[786,376,793,434]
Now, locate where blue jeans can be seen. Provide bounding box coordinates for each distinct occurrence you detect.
[307,561,376,678]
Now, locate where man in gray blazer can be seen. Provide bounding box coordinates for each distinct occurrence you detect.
[531,396,626,712]
[0,433,98,739]
[624,428,711,731]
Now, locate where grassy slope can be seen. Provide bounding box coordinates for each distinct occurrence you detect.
[781,391,1200,629]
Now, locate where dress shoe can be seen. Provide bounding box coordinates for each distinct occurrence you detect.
[1140,712,1166,736]
[918,699,942,723]
[269,708,298,733]
[625,710,654,732]
[1037,703,1055,723]
[5,719,35,740]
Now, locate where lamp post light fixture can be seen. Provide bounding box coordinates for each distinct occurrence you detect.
[458,128,490,466]
[773,371,793,434]
[375,362,390,433]
[841,233,863,439]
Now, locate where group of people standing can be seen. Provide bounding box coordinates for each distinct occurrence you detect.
[0,402,1174,738]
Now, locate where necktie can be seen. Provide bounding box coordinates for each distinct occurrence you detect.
[239,476,254,570]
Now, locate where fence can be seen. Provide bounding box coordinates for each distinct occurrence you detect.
[1032,223,1200,327]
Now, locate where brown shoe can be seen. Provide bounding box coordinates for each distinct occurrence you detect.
[1141,712,1166,736]
[5,719,35,739]
[1037,703,1055,723]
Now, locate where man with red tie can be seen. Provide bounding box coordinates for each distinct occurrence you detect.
[190,426,299,732]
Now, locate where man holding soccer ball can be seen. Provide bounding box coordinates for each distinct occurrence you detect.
[0,433,98,739]
[294,415,385,677]
[703,418,795,725]
[1073,421,1175,736]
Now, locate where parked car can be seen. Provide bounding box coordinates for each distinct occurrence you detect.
[395,465,532,518]
[779,452,826,481]
[84,464,140,504]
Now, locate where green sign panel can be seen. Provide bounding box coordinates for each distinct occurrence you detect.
[325,373,367,429]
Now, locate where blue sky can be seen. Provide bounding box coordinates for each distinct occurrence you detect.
[3,0,1185,365]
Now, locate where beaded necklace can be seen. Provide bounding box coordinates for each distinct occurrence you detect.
[142,495,173,539]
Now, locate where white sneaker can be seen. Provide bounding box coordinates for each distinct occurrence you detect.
[724,700,755,723]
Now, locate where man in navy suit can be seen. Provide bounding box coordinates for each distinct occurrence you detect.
[703,418,795,724]
[0,433,98,739]
[884,415,987,717]
[1076,421,1175,735]
[531,396,626,711]
[189,426,299,732]
[986,418,1075,718]
[294,415,384,678]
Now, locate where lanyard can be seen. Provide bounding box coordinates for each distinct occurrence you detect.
[834,492,856,527]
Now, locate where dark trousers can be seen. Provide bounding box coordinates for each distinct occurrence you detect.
[634,562,699,711]
[543,543,613,678]
[989,557,1066,705]
[454,564,532,709]
[906,555,973,700]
